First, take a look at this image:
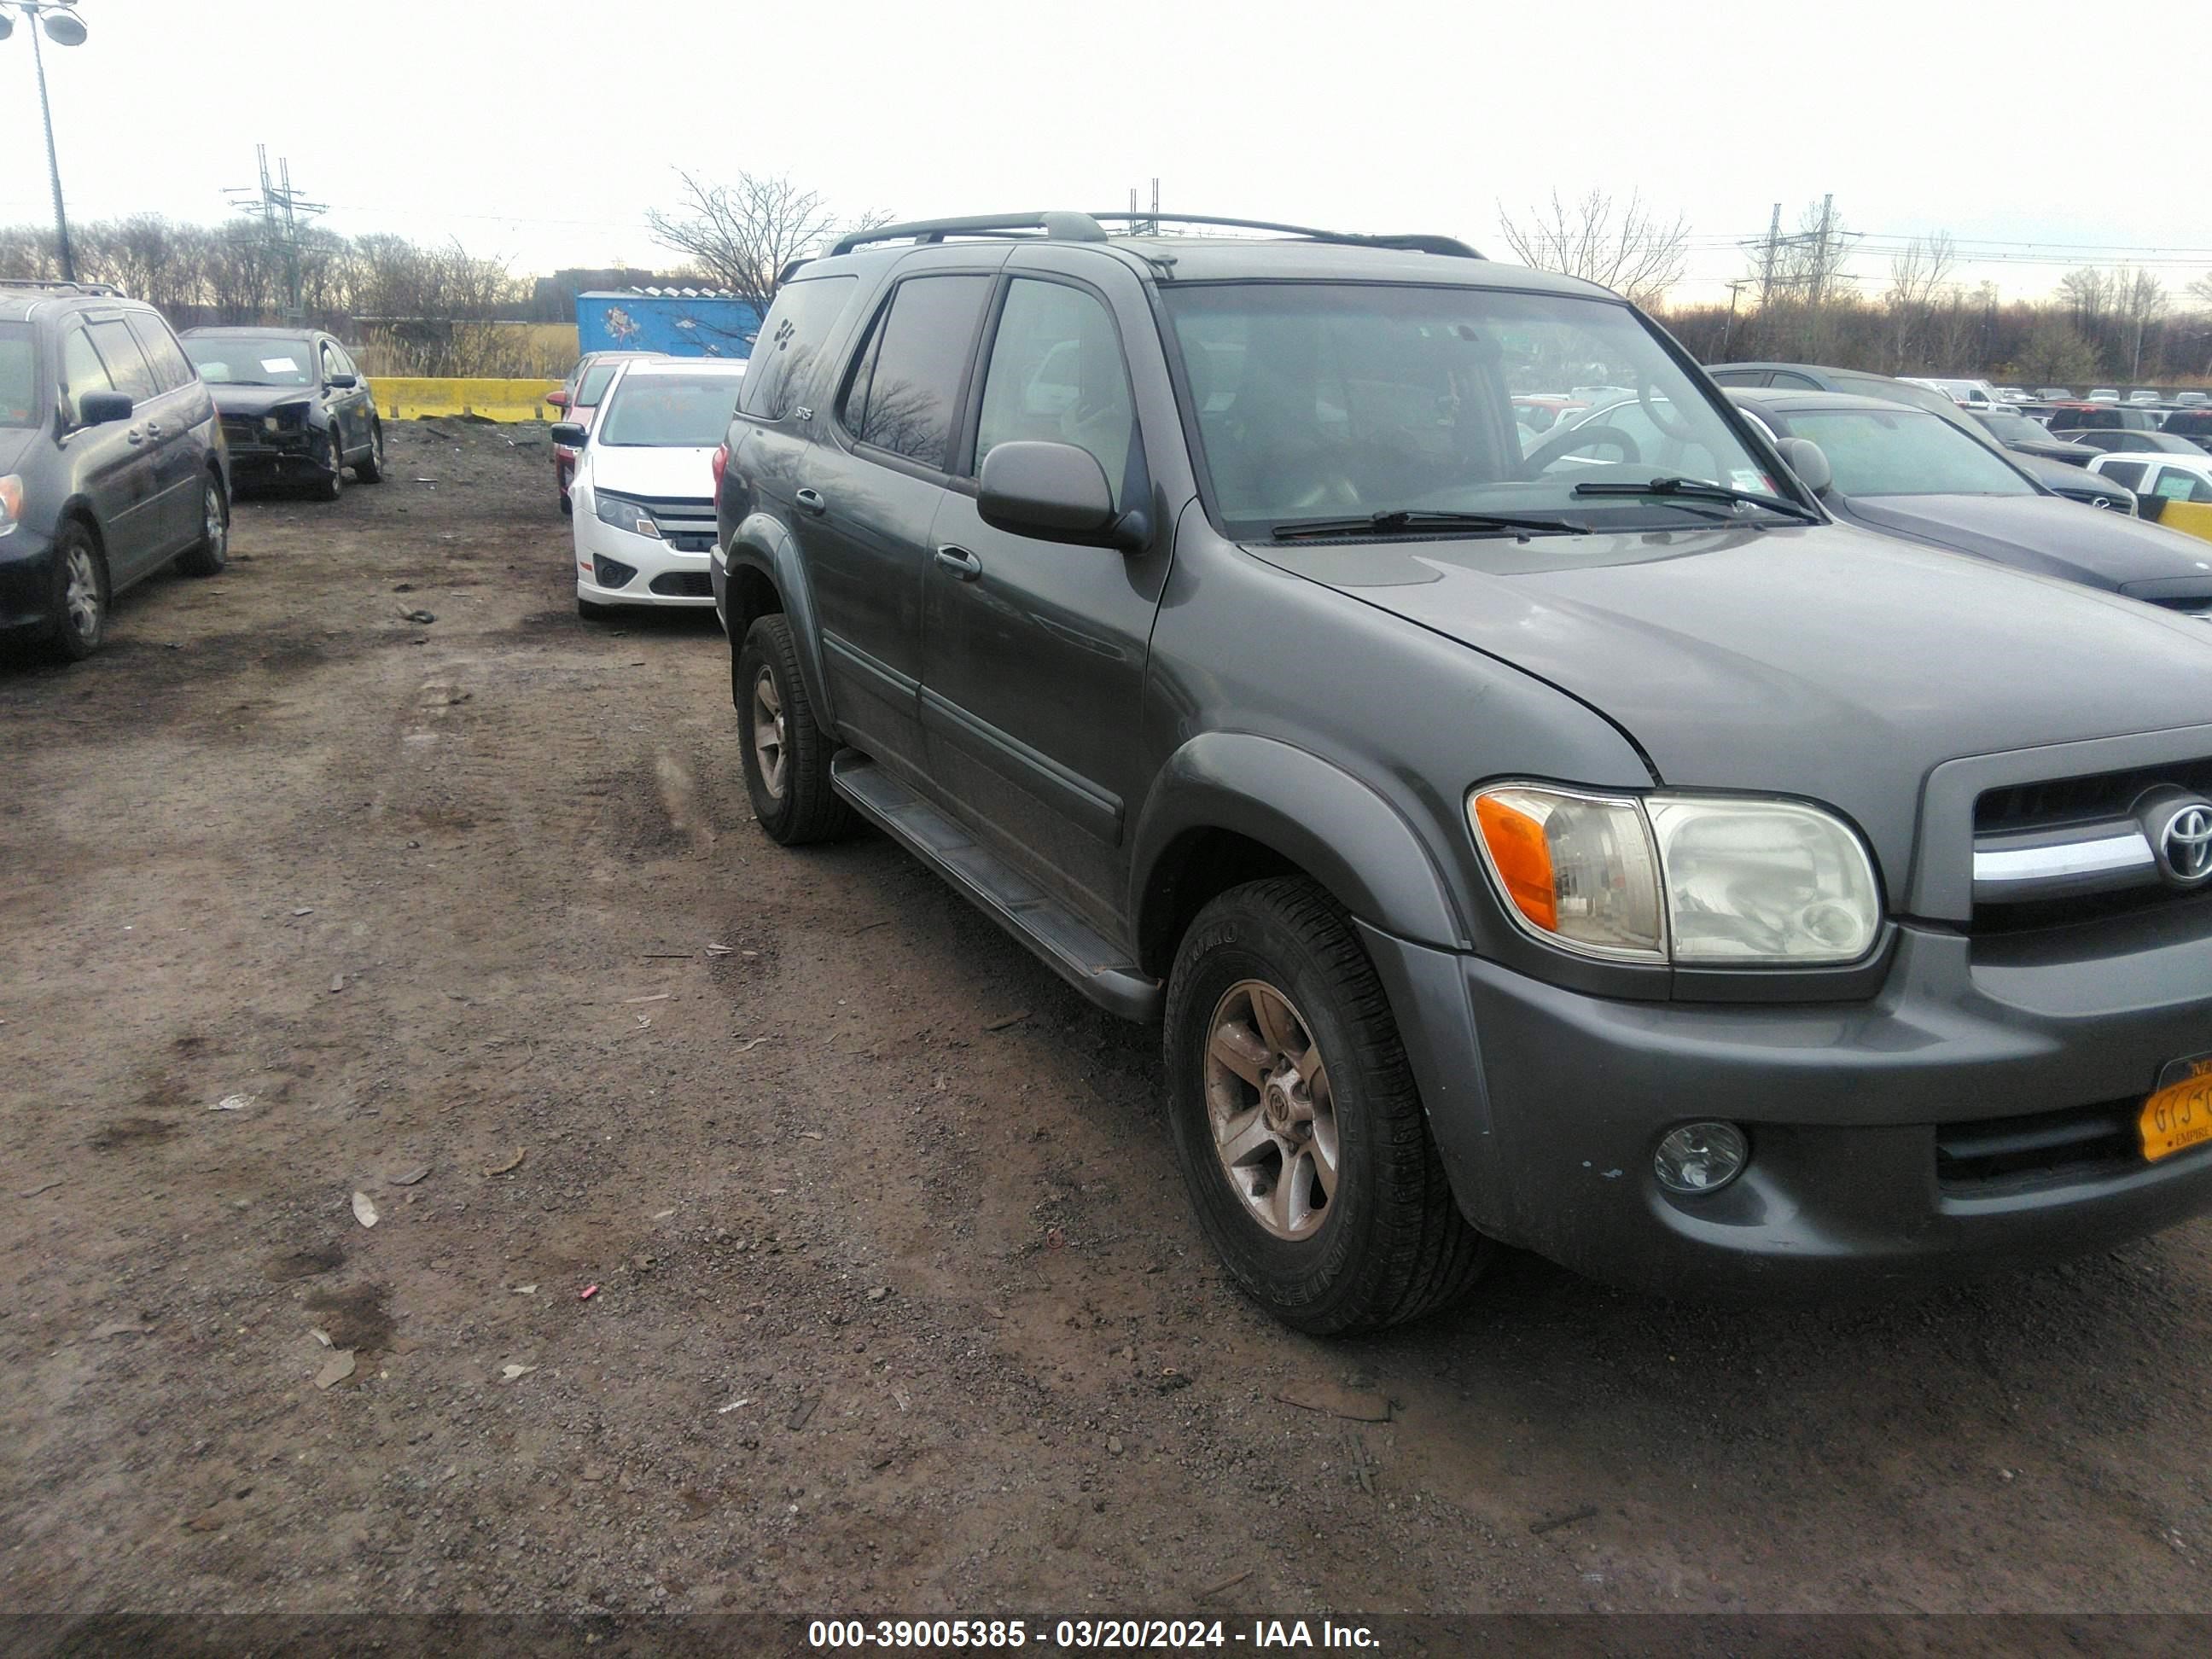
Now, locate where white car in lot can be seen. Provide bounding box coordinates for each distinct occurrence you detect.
[557,358,747,620]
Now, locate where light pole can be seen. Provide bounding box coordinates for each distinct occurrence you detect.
[0,2,89,284]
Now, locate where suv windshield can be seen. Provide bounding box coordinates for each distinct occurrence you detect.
[1789,408,2035,497]
[597,373,745,446]
[1161,283,1786,538]
[0,322,35,427]
[182,335,315,387]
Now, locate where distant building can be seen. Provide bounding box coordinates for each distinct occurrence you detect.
[575,288,762,358]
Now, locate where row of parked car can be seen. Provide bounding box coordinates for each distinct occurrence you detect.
[0,277,390,658]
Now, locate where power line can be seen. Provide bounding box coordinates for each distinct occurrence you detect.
[223,145,326,323]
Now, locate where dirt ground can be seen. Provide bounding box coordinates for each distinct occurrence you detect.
[4,420,2212,1622]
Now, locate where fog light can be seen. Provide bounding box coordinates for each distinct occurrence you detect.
[1654,1121,1748,1195]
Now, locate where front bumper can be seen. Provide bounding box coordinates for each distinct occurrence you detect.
[224,435,335,487]
[0,530,59,639]
[1361,917,2212,1299]
[573,514,715,608]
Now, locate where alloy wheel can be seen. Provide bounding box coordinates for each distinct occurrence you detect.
[63,544,102,643]
[1202,979,1340,1240]
[202,485,226,557]
[751,666,789,800]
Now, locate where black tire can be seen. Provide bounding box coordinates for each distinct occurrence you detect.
[736,613,855,844]
[314,428,344,502]
[559,493,573,516]
[353,420,386,484]
[577,596,616,621]
[1163,876,1490,1333]
[49,519,108,662]
[174,474,229,577]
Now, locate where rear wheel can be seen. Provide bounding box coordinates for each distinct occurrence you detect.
[353,420,386,483]
[1163,876,1490,1333]
[736,614,854,844]
[175,475,229,577]
[49,521,108,661]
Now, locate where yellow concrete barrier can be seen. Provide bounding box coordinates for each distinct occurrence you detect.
[2156,501,2212,545]
[372,377,564,422]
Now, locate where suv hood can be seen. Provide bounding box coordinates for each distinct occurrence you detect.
[1847,492,2212,588]
[206,383,319,416]
[1260,523,2212,901]
[585,444,718,501]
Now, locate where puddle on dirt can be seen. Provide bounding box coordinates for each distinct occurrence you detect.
[262,1244,346,1284]
[304,1282,395,1350]
[88,1117,177,1150]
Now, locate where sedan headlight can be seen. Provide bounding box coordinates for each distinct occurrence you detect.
[261,403,311,437]
[593,492,661,538]
[0,474,21,538]
[1470,784,1880,965]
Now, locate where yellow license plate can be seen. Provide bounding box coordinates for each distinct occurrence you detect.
[2141,1062,2212,1161]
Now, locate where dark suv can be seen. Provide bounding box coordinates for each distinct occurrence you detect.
[1,280,230,660]
[713,212,2212,1330]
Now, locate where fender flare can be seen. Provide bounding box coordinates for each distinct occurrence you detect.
[1129,731,1471,962]
[725,512,837,728]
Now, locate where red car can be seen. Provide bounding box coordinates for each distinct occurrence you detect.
[547,350,667,511]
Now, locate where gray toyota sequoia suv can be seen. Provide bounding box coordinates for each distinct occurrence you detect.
[712,212,2212,1331]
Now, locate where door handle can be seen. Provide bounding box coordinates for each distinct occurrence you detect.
[794,488,826,516]
[125,428,145,445]
[934,544,983,582]
[143,422,164,438]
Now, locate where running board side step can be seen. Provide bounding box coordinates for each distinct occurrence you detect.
[830,750,1162,1022]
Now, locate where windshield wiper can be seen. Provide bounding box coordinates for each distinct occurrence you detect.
[1271,509,1590,541]
[1571,476,1819,523]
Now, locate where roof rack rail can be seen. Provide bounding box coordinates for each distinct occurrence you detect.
[824,212,1481,261]
[0,276,127,297]
[830,213,1111,257]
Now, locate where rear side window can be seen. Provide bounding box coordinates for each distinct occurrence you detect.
[739,276,859,422]
[88,318,158,401]
[577,361,624,405]
[1706,369,1766,387]
[2098,459,2148,491]
[125,312,195,393]
[838,275,992,469]
[59,326,114,424]
[1767,371,1820,388]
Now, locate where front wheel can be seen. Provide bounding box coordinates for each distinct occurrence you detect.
[314,428,345,502]
[736,614,854,844]
[1163,876,1490,1333]
[175,475,229,577]
[353,420,387,483]
[49,521,108,661]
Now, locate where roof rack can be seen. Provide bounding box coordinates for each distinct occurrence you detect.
[826,212,1481,260]
[0,276,126,297]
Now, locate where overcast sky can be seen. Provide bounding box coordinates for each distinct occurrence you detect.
[5,0,2208,306]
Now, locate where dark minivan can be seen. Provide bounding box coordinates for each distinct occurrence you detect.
[712,213,2212,1330]
[1,280,230,660]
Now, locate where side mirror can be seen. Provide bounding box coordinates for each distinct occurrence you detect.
[1773,436,1832,496]
[977,440,1146,550]
[546,390,571,410]
[549,421,587,448]
[77,390,134,426]
[327,372,358,389]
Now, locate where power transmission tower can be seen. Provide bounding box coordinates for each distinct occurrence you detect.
[1754,201,1780,308]
[1808,192,1835,308]
[224,145,327,324]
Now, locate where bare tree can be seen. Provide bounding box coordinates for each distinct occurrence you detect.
[647,171,890,309]
[1881,233,1955,372]
[1495,188,1689,306]
[2191,273,2212,313]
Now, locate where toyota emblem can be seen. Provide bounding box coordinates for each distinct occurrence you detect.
[2153,801,2212,885]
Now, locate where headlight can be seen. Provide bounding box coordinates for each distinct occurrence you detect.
[1470,785,1880,965]
[0,474,21,538]
[593,492,661,538]
[261,403,311,435]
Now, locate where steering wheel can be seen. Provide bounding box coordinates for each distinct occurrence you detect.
[1638,377,1697,442]
[1527,422,1640,474]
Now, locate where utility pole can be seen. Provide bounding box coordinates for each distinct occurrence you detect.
[224,144,327,324]
[1808,193,1835,308]
[1757,202,1780,309]
[1721,278,1753,357]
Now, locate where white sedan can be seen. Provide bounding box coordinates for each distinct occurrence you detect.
[559,358,746,619]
